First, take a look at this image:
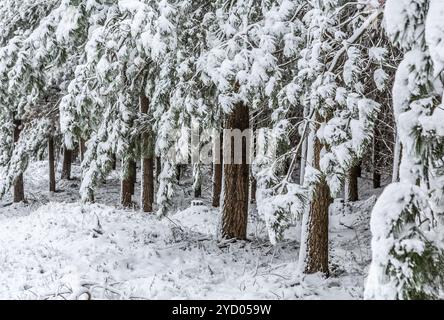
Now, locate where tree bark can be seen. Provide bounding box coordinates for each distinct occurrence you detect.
[79,139,86,163]
[220,102,250,240]
[140,95,154,213]
[250,118,257,204]
[121,160,133,208]
[299,117,331,275]
[156,156,161,181]
[13,120,25,203]
[111,154,117,170]
[61,147,72,180]
[176,164,182,184]
[373,170,381,189]
[250,177,257,204]
[304,172,330,274]
[345,164,359,202]
[212,163,222,207]
[13,174,25,203]
[141,157,154,212]
[356,161,362,178]
[48,137,56,192]
[212,133,223,207]
[130,160,136,195]
[372,127,382,188]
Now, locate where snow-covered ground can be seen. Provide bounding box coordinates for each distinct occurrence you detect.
[0,160,382,299]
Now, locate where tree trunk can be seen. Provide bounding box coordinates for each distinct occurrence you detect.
[299,117,331,275]
[212,168,222,205]
[372,127,382,189]
[304,173,330,275]
[48,137,56,192]
[194,183,202,198]
[212,164,222,207]
[13,120,25,203]
[156,156,161,181]
[220,102,250,240]
[111,154,117,170]
[61,147,72,180]
[345,164,359,202]
[140,95,154,213]
[130,160,136,195]
[373,171,381,189]
[79,139,86,163]
[193,164,202,198]
[141,157,154,212]
[121,160,133,208]
[212,133,223,207]
[176,164,182,184]
[250,118,257,204]
[356,161,362,178]
[13,174,25,203]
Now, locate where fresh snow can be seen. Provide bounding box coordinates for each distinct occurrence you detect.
[0,160,379,300]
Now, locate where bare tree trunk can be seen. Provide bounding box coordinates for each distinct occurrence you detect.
[156,156,161,181]
[79,138,86,163]
[13,119,25,203]
[212,133,223,207]
[61,147,72,180]
[130,160,136,195]
[194,183,202,198]
[13,174,25,203]
[48,137,56,192]
[221,102,250,240]
[140,95,154,213]
[373,170,381,189]
[304,172,330,274]
[176,164,182,184]
[372,128,382,189]
[250,118,257,204]
[141,157,154,212]
[111,154,117,170]
[212,163,223,207]
[345,164,359,202]
[299,117,331,275]
[356,161,362,178]
[121,160,133,208]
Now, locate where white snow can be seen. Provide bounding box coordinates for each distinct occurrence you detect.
[0,160,377,300]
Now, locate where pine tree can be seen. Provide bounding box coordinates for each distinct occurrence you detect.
[365,0,444,300]
[296,0,384,275]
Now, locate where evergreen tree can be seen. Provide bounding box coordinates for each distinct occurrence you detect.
[365,0,444,300]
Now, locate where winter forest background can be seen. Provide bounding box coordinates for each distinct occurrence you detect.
[1,0,444,300]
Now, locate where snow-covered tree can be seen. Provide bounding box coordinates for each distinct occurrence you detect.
[365,0,444,300]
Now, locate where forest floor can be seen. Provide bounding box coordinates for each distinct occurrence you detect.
[0,160,385,299]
